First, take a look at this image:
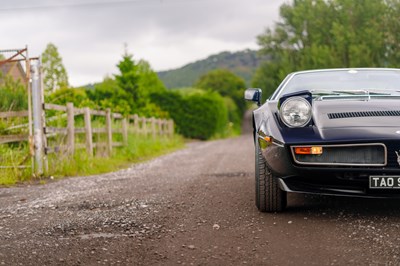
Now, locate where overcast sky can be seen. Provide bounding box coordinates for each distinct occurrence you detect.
[1,0,287,86]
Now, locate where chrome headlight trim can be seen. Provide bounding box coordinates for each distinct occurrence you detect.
[279,96,312,128]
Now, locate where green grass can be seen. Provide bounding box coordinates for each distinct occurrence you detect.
[0,134,185,186]
[0,143,32,186]
[0,167,32,186]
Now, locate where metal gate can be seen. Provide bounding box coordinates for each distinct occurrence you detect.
[0,47,42,176]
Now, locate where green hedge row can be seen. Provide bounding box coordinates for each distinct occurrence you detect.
[151,90,229,140]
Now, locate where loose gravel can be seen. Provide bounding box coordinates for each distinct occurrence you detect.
[1,134,400,265]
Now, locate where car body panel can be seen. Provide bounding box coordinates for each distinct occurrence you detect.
[251,68,400,198]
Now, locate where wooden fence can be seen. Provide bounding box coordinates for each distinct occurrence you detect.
[0,103,174,171]
[44,103,174,157]
[0,111,30,145]
[0,111,32,169]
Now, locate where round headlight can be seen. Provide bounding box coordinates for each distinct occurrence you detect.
[279,97,312,128]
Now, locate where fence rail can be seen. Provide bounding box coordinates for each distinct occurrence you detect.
[0,111,29,119]
[0,102,174,173]
[43,102,174,157]
[0,111,30,145]
[0,134,29,144]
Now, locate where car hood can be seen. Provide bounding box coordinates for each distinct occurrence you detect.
[312,100,400,140]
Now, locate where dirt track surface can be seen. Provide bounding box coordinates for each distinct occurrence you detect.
[2,133,400,265]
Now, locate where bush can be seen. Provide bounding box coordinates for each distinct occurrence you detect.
[194,69,247,115]
[0,75,28,112]
[151,90,229,140]
[46,87,95,109]
[224,97,241,135]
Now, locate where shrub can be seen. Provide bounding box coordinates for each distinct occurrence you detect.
[152,90,229,140]
[0,75,28,112]
[224,97,241,135]
[46,87,95,109]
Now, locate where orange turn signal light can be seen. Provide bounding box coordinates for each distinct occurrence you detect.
[263,136,272,143]
[294,146,323,155]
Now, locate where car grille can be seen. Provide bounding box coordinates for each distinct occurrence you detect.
[328,110,400,119]
[291,144,386,166]
[385,141,400,168]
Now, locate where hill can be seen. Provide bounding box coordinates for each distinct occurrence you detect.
[157,49,262,88]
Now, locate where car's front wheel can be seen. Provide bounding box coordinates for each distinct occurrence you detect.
[255,138,287,212]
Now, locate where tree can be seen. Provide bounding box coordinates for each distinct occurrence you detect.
[254,0,399,97]
[194,69,246,134]
[0,74,28,112]
[137,59,166,98]
[114,49,167,116]
[385,0,400,65]
[194,69,246,114]
[46,87,95,109]
[114,50,140,110]
[87,77,132,115]
[41,43,69,93]
[0,54,28,111]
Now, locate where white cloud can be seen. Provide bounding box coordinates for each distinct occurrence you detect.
[0,0,287,86]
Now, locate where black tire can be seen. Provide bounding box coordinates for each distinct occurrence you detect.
[255,138,287,212]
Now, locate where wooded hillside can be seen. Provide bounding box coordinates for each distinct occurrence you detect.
[157,49,261,88]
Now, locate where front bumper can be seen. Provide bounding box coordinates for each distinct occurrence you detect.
[278,173,400,198]
[260,139,400,198]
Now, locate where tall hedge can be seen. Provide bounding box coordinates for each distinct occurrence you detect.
[151,90,229,140]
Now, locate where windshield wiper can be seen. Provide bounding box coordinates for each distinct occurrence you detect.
[311,90,341,96]
[311,89,400,101]
[331,90,391,96]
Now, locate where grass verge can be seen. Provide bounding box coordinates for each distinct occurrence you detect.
[0,134,185,186]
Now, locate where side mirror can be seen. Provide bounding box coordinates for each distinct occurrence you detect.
[244,88,262,107]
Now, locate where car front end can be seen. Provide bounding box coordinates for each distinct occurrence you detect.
[259,97,400,197]
[246,68,400,211]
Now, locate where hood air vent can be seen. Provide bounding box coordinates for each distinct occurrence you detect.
[328,110,400,119]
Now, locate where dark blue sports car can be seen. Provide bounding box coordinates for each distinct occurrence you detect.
[245,68,400,212]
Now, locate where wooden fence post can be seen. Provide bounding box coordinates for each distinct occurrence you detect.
[122,117,128,146]
[66,103,75,155]
[133,114,139,134]
[151,117,156,138]
[159,119,163,135]
[105,108,112,156]
[169,120,174,136]
[84,107,93,156]
[141,118,146,135]
[164,120,168,135]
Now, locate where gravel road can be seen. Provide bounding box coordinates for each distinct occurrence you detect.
[2,130,400,265]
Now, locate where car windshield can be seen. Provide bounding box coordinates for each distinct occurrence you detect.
[277,69,400,99]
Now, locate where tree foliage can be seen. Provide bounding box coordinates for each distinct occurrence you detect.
[254,0,400,98]
[114,51,140,109]
[0,74,27,111]
[194,69,246,133]
[42,44,241,140]
[41,43,69,93]
[0,54,28,111]
[195,69,246,111]
[113,51,166,116]
[158,50,260,88]
[87,77,132,115]
[137,60,166,97]
[44,46,168,118]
